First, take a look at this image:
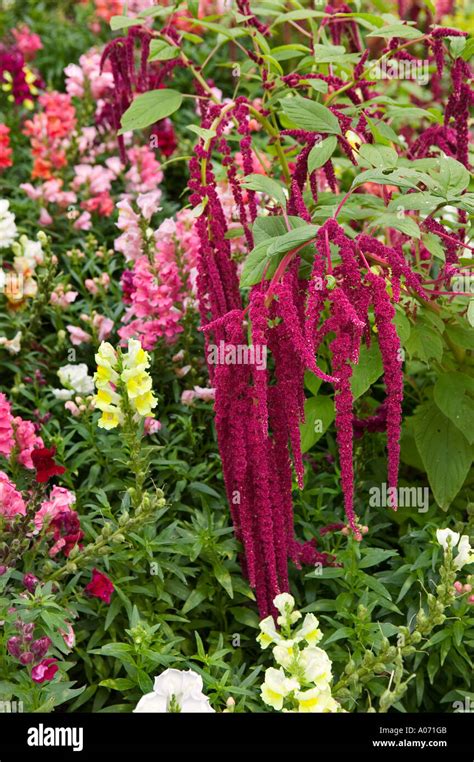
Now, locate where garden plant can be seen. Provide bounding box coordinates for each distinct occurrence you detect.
[0,0,473,721]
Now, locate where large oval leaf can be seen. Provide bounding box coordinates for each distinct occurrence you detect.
[119,89,183,134]
[280,96,341,135]
[413,402,472,509]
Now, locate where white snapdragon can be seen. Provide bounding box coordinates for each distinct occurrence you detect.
[454,535,474,570]
[436,528,460,550]
[258,595,340,713]
[436,528,474,570]
[273,593,302,627]
[257,615,282,649]
[260,668,299,711]
[54,363,95,399]
[0,200,17,249]
[295,687,340,713]
[272,639,297,669]
[299,647,332,690]
[134,668,214,713]
[295,613,323,645]
[0,331,22,355]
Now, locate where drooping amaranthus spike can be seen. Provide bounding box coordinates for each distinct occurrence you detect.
[323,3,362,52]
[365,272,404,503]
[236,0,270,35]
[444,56,472,168]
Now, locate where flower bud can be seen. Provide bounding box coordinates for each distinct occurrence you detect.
[31,637,51,661]
[23,573,39,592]
[7,636,22,659]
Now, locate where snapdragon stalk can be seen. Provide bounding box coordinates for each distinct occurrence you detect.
[333,548,458,712]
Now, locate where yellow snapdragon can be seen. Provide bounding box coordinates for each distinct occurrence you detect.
[93,342,122,430]
[93,339,157,430]
[121,339,157,418]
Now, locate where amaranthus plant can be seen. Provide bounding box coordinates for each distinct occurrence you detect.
[105,1,474,617]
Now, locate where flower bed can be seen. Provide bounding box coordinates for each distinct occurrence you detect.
[0,0,473,716]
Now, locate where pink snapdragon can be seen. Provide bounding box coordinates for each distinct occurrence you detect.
[125,145,163,194]
[12,26,43,60]
[14,418,44,469]
[93,313,114,342]
[67,325,92,346]
[50,285,78,308]
[73,211,92,230]
[0,471,26,518]
[34,486,76,531]
[136,190,161,220]
[65,48,114,101]
[118,208,199,349]
[0,393,14,456]
[114,199,143,261]
[144,417,162,435]
[72,164,116,195]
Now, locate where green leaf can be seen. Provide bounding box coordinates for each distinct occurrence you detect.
[405,325,443,364]
[241,174,287,206]
[456,198,474,214]
[351,342,384,400]
[304,79,329,94]
[365,115,406,147]
[422,232,446,260]
[240,216,317,287]
[461,37,474,61]
[322,626,354,646]
[394,311,411,343]
[413,402,472,509]
[267,224,318,256]
[304,364,327,396]
[358,144,398,169]
[119,90,183,134]
[307,136,338,173]
[188,481,221,498]
[359,549,398,568]
[445,324,474,350]
[386,106,439,123]
[187,0,199,17]
[182,589,207,614]
[434,372,474,444]
[280,96,341,135]
[367,23,424,39]
[138,671,153,694]
[110,15,142,30]
[436,157,470,198]
[212,562,233,598]
[230,607,260,628]
[388,194,440,213]
[186,125,216,141]
[181,32,204,44]
[300,396,335,453]
[239,240,273,288]
[312,44,358,64]
[369,212,420,239]
[148,39,179,62]
[468,300,474,328]
[352,167,429,191]
[270,43,310,61]
[190,19,247,39]
[99,678,136,691]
